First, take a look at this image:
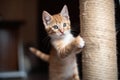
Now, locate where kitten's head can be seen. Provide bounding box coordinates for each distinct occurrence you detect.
[42,5,71,39]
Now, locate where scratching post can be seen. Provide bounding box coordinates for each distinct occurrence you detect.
[80,0,118,80]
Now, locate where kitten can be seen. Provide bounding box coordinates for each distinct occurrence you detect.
[30,5,85,80]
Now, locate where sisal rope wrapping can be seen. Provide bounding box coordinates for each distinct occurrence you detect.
[79,0,118,80]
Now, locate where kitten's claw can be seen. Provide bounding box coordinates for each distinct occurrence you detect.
[76,36,85,48]
[79,37,85,48]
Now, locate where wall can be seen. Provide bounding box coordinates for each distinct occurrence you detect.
[0,0,37,43]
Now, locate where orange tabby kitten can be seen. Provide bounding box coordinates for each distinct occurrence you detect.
[30,5,85,80]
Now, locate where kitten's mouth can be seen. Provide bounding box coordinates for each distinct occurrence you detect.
[58,29,65,36]
[60,33,65,36]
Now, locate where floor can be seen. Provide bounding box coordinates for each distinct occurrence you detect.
[0,72,48,80]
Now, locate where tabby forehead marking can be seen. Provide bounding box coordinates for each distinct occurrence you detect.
[52,14,63,24]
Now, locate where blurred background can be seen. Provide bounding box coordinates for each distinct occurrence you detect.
[0,0,119,80]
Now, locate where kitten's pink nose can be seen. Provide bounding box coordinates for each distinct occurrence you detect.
[59,29,64,35]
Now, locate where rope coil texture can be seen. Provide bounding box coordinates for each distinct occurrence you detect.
[80,0,118,80]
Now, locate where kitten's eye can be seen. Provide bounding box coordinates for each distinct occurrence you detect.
[53,25,58,29]
[63,23,66,27]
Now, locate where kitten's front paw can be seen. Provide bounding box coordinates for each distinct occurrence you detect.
[79,37,85,48]
[75,36,85,48]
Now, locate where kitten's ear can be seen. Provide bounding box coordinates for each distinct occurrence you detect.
[60,5,69,20]
[42,11,52,25]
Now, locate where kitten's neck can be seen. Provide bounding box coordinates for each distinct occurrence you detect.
[51,31,74,47]
[50,30,73,41]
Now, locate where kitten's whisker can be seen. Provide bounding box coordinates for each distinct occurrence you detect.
[42,36,51,49]
[42,36,50,42]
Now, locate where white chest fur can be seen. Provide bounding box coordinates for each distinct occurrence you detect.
[51,31,74,48]
[62,33,74,47]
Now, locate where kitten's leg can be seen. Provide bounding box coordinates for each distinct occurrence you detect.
[72,47,82,54]
[73,66,80,80]
[75,36,85,49]
[61,36,84,58]
[58,36,84,58]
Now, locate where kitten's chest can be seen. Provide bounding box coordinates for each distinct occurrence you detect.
[63,35,74,46]
[52,34,74,48]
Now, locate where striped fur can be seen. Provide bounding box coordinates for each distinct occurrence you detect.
[29,47,50,62]
[30,5,85,80]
